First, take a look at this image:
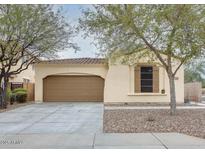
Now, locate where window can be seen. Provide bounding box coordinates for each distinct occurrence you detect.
[140,66,153,92]
[135,65,159,93]
[10,82,23,91]
[23,78,30,83]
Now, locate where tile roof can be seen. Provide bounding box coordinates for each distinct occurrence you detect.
[39,58,106,65]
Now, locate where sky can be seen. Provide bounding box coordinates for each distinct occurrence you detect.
[56,4,99,59]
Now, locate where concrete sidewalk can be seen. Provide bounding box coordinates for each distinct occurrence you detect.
[0,133,205,149]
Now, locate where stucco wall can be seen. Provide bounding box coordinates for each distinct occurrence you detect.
[104,64,184,104]
[34,63,108,102]
[35,61,184,104]
[9,60,35,83]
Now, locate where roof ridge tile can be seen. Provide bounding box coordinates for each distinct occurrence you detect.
[39,57,106,65]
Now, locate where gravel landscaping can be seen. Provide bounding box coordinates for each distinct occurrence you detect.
[103,109,205,139]
[105,102,198,106]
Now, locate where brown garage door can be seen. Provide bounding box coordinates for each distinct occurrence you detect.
[43,75,104,102]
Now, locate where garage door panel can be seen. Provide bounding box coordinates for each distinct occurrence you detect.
[43,76,104,102]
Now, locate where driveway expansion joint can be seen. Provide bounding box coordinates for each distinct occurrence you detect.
[16,108,60,134]
[151,133,168,149]
[92,133,96,148]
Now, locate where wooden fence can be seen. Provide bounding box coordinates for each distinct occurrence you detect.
[202,88,205,95]
[23,83,35,101]
[184,82,202,102]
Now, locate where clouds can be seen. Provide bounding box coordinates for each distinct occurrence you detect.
[56,4,99,59]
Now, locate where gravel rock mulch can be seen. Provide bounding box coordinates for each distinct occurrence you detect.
[105,102,198,106]
[103,109,205,139]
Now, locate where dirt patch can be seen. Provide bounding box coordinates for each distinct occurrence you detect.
[103,109,205,139]
[0,102,34,113]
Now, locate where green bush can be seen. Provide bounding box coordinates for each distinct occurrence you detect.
[12,88,28,103]
[16,91,27,103]
[10,93,16,103]
[12,88,27,93]
[6,88,12,102]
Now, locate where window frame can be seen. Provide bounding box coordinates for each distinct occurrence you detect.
[140,66,153,93]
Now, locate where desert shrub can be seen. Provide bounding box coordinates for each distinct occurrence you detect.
[12,88,27,93]
[10,93,16,104]
[15,91,27,103]
[146,116,155,122]
[12,88,27,103]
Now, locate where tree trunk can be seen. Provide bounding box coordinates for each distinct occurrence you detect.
[169,75,176,115]
[0,76,8,109]
[0,77,2,108]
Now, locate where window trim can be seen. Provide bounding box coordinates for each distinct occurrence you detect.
[140,66,153,93]
[134,64,158,94]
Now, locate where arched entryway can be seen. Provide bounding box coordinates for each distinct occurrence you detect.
[43,75,104,102]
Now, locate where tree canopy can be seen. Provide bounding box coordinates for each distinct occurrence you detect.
[185,58,205,87]
[79,4,205,115]
[0,4,78,108]
[80,5,205,68]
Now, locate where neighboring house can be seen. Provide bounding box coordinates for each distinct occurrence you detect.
[9,57,35,90]
[34,57,184,104]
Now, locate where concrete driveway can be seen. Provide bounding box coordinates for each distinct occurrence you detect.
[0,103,103,134]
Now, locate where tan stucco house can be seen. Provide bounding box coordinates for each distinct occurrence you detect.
[9,58,35,90]
[34,56,184,105]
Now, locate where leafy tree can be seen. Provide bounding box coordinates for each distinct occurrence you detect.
[0,4,78,108]
[184,59,205,87]
[79,4,205,115]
